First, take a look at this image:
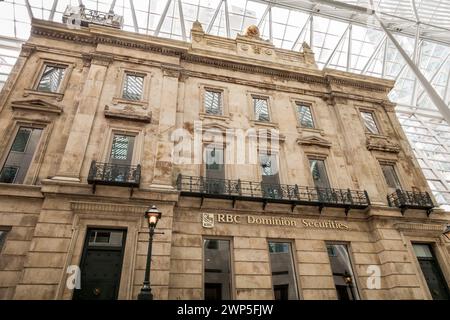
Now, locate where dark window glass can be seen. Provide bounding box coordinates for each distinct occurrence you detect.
[205,90,222,115]
[110,135,135,163]
[260,153,281,199]
[326,244,359,300]
[268,242,299,300]
[381,164,402,190]
[254,97,270,122]
[309,159,331,189]
[0,229,9,253]
[297,103,315,128]
[413,243,450,300]
[122,74,144,101]
[0,127,43,184]
[204,239,231,300]
[37,65,66,93]
[361,111,380,134]
[205,147,225,194]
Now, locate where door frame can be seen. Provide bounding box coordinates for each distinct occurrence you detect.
[74,228,128,300]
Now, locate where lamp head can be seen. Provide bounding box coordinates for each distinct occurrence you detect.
[145,205,162,228]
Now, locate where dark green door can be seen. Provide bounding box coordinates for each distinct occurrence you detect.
[73,229,127,300]
[413,243,450,300]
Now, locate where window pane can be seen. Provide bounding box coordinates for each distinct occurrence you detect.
[37,65,66,93]
[0,127,43,184]
[327,244,359,300]
[413,244,433,258]
[381,164,402,189]
[0,230,8,253]
[110,135,133,161]
[254,98,270,122]
[268,242,299,300]
[205,90,222,115]
[122,74,144,101]
[309,159,331,189]
[361,111,379,134]
[297,104,314,128]
[204,239,231,300]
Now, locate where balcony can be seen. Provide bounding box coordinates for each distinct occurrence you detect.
[176,175,370,214]
[88,161,141,195]
[387,189,434,216]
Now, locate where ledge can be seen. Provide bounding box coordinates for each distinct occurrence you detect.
[23,89,64,101]
[0,183,44,198]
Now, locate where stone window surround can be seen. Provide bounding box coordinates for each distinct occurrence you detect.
[248,92,277,127]
[325,241,362,300]
[199,84,230,120]
[402,235,450,300]
[26,58,74,100]
[377,159,406,192]
[201,235,235,300]
[0,120,50,186]
[305,153,336,189]
[266,238,301,300]
[290,97,323,135]
[113,68,152,107]
[100,126,144,167]
[357,106,384,137]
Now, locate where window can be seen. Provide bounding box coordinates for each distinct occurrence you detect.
[110,134,135,165]
[309,159,331,189]
[253,97,270,122]
[122,73,144,101]
[204,90,223,115]
[0,229,9,253]
[37,65,66,93]
[327,243,360,300]
[413,243,450,300]
[268,242,299,300]
[88,230,124,247]
[380,164,402,190]
[204,239,232,300]
[0,127,43,184]
[296,103,315,128]
[205,147,225,194]
[260,153,281,198]
[360,111,380,134]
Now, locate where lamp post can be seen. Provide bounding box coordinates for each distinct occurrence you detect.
[443,224,450,241]
[138,205,162,300]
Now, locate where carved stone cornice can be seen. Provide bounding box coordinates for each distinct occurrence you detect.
[104,104,151,123]
[162,64,182,78]
[366,135,400,154]
[297,136,332,148]
[71,201,148,214]
[394,222,446,233]
[11,99,63,115]
[90,53,114,66]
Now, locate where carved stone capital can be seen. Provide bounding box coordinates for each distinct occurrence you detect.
[90,53,114,67]
[162,65,182,78]
[20,44,37,58]
[366,135,400,154]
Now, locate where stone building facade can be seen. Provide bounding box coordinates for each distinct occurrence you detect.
[0,16,449,300]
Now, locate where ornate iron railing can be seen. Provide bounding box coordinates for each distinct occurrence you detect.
[176,175,370,214]
[387,189,434,215]
[88,161,141,189]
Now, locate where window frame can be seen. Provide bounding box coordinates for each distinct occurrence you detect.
[379,161,403,191]
[121,72,145,102]
[359,109,382,135]
[252,95,272,123]
[203,88,224,116]
[102,128,143,167]
[32,61,71,95]
[295,102,316,129]
[267,239,301,300]
[202,236,235,300]
[307,156,332,189]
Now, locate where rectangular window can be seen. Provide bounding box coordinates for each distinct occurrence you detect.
[413,243,450,300]
[205,147,225,194]
[327,243,359,300]
[0,229,9,253]
[268,242,299,300]
[204,90,223,115]
[380,164,402,190]
[204,239,232,300]
[110,134,135,165]
[360,111,380,134]
[122,74,144,101]
[309,159,331,189]
[253,97,270,122]
[296,103,315,128]
[37,65,66,93]
[260,153,281,199]
[0,127,43,184]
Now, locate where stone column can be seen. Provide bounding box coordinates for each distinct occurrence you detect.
[52,54,113,182]
[150,65,181,190]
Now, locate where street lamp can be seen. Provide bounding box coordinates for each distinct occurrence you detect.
[443,224,450,241]
[138,205,162,300]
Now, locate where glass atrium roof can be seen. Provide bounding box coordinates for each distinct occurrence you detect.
[0,0,449,210]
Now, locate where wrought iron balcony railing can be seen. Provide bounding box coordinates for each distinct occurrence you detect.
[176,175,370,214]
[88,161,141,194]
[387,189,434,216]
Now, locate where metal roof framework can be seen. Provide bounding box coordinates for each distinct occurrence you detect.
[0,0,449,209]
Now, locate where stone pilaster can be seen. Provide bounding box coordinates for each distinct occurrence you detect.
[51,54,112,182]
